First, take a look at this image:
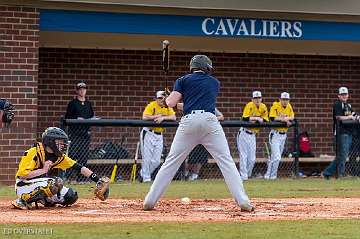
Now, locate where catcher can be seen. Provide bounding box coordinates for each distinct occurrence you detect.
[12,127,110,210]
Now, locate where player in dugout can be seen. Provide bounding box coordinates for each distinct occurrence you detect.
[11,127,109,210]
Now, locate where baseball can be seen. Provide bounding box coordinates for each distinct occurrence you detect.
[180,197,191,204]
[163,40,170,46]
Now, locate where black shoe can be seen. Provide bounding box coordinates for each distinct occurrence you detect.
[136,173,143,183]
[322,173,330,180]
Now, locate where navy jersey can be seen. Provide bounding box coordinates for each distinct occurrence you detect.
[173,72,219,115]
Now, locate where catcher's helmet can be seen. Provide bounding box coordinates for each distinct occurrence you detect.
[42,127,69,157]
[0,99,15,126]
[189,55,213,73]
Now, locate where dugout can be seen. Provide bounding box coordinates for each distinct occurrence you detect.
[1,0,360,184]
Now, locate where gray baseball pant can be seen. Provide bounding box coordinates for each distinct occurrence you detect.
[143,110,252,210]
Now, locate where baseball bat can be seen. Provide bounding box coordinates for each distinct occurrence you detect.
[110,136,126,183]
[162,40,170,93]
[130,141,140,182]
[110,158,118,183]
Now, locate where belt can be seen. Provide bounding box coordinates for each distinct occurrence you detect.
[273,130,286,135]
[184,110,214,117]
[241,128,254,135]
[148,129,162,135]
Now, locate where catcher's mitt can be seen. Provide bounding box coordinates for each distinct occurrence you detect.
[94,176,110,201]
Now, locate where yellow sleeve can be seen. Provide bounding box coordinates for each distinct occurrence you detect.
[16,148,37,178]
[269,102,278,119]
[288,104,295,118]
[167,107,176,116]
[242,103,252,118]
[261,104,269,121]
[53,156,76,170]
[143,102,155,116]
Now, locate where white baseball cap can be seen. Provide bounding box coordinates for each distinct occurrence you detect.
[338,87,349,94]
[280,92,290,99]
[156,90,165,98]
[252,91,262,98]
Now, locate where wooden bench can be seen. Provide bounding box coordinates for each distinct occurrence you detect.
[87,155,336,165]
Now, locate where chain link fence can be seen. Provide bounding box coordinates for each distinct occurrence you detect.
[338,120,360,177]
[60,118,305,183]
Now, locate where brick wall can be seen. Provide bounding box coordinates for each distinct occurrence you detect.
[0,6,39,184]
[38,48,360,158]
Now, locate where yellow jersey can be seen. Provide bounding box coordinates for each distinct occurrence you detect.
[269,101,295,132]
[242,102,269,133]
[16,143,76,179]
[143,101,175,133]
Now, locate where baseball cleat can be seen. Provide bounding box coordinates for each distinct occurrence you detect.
[11,198,29,210]
[240,203,255,212]
[143,203,154,211]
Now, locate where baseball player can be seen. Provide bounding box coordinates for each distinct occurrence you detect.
[12,127,109,210]
[237,91,269,180]
[143,54,254,211]
[264,92,295,180]
[0,99,15,127]
[140,90,176,183]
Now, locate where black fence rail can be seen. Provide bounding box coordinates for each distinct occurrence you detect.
[60,118,303,182]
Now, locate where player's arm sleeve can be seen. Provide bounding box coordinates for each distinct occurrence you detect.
[262,105,270,121]
[65,101,76,119]
[173,77,184,95]
[333,102,343,117]
[269,104,277,121]
[242,104,251,120]
[16,153,37,177]
[89,101,95,118]
[68,162,83,174]
[143,103,154,117]
[168,107,176,115]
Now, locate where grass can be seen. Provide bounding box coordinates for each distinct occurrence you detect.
[1,178,360,199]
[1,220,359,239]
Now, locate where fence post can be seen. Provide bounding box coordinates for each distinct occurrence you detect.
[293,119,300,177]
[335,120,341,179]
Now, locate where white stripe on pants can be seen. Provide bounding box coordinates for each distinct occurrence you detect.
[237,128,256,180]
[264,130,287,179]
[140,128,163,182]
[144,111,251,210]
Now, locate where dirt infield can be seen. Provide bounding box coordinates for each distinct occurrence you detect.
[1,197,359,224]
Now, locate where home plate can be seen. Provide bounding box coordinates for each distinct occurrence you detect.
[192,206,223,211]
[75,210,102,214]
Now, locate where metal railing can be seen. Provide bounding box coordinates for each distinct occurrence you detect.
[60,117,301,182]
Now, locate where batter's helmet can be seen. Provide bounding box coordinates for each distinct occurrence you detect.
[42,127,69,157]
[189,55,213,73]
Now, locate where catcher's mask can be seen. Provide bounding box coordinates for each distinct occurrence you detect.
[42,127,69,157]
[189,55,213,73]
[0,99,15,126]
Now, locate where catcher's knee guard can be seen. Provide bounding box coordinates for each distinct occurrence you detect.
[61,188,78,206]
[21,177,63,204]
